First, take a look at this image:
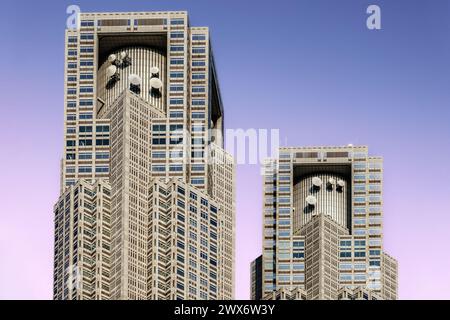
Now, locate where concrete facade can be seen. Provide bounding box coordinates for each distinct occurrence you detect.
[54,11,235,300]
[252,145,398,300]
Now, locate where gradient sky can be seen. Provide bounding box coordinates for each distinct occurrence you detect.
[1,0,450,300]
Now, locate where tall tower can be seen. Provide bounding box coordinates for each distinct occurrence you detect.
[251,145,398,300]
[53,11,235,300]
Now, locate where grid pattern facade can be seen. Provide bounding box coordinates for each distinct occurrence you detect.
[300,214,348,300]
[250,255,263,300]
[147,179,219,300]
[208,144,235,299]
[257,145,398,300]
[61,11,224,192]
[53,180,112,300]
[338,286,381,300]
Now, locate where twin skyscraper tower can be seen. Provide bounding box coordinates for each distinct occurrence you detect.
[54,11,397,300]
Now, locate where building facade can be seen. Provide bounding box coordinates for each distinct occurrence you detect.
[251,145,398,300]
[54,11,235,300]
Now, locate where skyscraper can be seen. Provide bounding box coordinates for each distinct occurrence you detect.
[251,145,398,300]
[53,11,235,300]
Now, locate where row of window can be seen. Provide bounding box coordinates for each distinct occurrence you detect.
[66,166,109,173]
[67,125,109,134]
[66,139,109,147]
[169,85,205,93]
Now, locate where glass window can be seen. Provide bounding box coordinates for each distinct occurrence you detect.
[170,58,184,65]
[170,85,184,92]
[192,60,205,67]
[170,32,184,38]
[170,18,184,25]
[95,166,109,173]
[170,72,184,78]
[80,46,94,53]
[192,34,206,41]
[192,73,205,80]
[170,111,183,118]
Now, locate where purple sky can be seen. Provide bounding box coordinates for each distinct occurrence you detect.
[1,0,450,300]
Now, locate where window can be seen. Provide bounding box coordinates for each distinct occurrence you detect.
[66,127,76,134]
[67,101,76,108]
[169,164,183,172]
[152,151,166,158]
[339,274,352,281]
[192,112,205,119]
[67,88,76,95]
[152,124,166,131]
[67,114,76,121]
[80,20,94,27]
[79,126,92,133]
[192,86,205,93]
[80,73,93,80]
[79,113,93,120]
[293,241,304,247]
[80,46,94,53]
[68,36,77,43]
[191,151,203,158]
[67,76,77,82]
[170,136,183,144]
[191,178,204,185]
[95,166,109,173]
[192,138,204,145]
[170,111,183,118]
[170,58,184,65]
[80,34,94,40]
[170,150,183,158]
[170,45,184,52]
[67,63,77,69]
[170,32,184,38]
[170,72,184,78]
[370,260,381,267]
[78,139,92,146]
[68,49,77,56]
[79,166,92,173]
[152,138,166,145]
[96,125,109,133]
[66,140,76,147]
[95,152,109,159]
[339,263,352,270]
[192,99,205,106]
[191,164,204,171]
[192,34,206,41]
[192,73,205,80]
[192,60,205,67]
[96,139,109,146]
[293,252,304,259]
[170,18,184,25]
[170,85,184,92]
[170,98,183,105]
[79,100,93,107]
[192,125,205,132]
[80,60,94,67]
[79,87,93,93]
[66,166,75,173]
[192,47,206,54]
[170,124,183,132]
[152,165,165,172]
